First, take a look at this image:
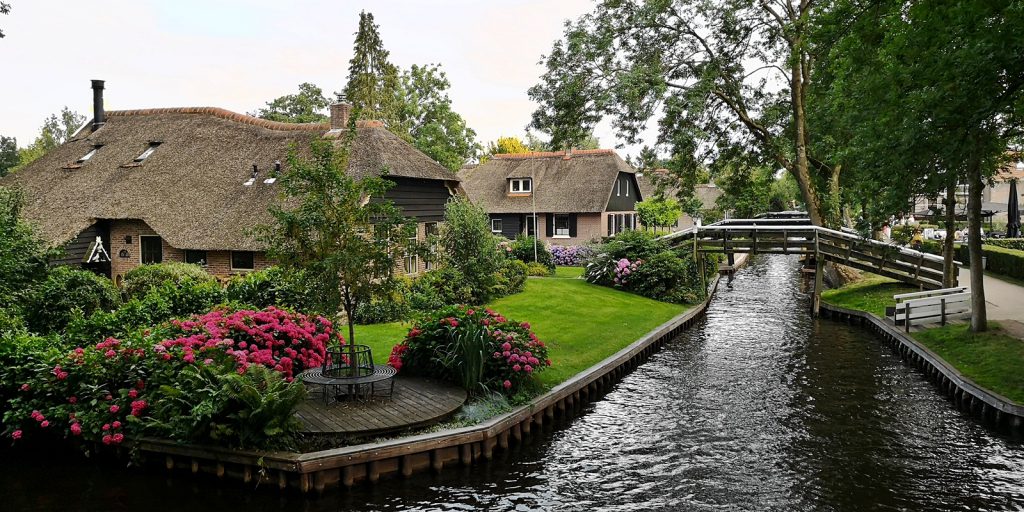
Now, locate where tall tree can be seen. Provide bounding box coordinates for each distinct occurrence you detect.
[529,1,838,226]
[251,83,330,124]
[12,107,85,172]
[0,2,10,39]
[481,136,530,162]
[261,135,417,347]
[819,0,1024,331]
[341,11,401,128]
[394,64,480,171]
[0,136,18,177]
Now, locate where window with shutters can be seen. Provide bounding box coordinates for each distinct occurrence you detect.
[553,214,570,237]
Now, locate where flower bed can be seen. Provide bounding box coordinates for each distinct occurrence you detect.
[3,307,337,449]
[550,245,594,267]
[390,306,550,395]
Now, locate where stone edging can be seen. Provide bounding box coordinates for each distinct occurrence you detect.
[135,275,725,493]
[819,303,1024,436]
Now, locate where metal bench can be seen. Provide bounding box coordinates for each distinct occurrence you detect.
[888,287,972,332]
[298,345,396,404]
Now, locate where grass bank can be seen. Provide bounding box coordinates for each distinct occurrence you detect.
[353,271,687,388]
[822,272,1024,404]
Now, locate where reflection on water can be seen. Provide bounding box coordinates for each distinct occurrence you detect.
[2,256,1023,511]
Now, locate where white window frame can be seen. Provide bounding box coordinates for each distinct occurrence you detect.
[424,222,439,271]
[78,146,100,163]
[625,178,630,197]
[140,235,163,264]
[403,232,419,275]
[616,179,622,197]
[134,143,160,162]
[553,214,571,238]
[509,178,532,193]
[491,218,503,233]
[524,214,538,236]
[230,251,255,271]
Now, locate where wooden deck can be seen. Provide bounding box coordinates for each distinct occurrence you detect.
[295,376,467,435]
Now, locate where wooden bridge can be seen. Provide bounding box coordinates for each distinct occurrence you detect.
[661,218,952,313]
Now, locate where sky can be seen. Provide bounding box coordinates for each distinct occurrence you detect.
[0,0,651,157]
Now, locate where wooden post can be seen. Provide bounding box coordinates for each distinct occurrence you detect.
[940,297,947,326]
[812,232,824,316]
[905,303,912,333]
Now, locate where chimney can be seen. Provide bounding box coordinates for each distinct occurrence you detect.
[91,79,105,131]
[330,103,351,130]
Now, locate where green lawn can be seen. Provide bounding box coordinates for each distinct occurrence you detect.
[913,323,1024,404]
[351,275,688,388]
[820,273,916,317]
[554,266,585,279]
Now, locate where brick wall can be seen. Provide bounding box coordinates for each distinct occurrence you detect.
[539,213,606,246]
[108,219,271,283]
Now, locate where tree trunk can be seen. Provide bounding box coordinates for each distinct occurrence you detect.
[942,182,958,288]
[966,158,987,332]
[789,43,826,227]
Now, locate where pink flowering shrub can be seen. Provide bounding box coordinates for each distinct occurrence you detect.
[550,245,594,266]
[2,307,337,449]
[612,258,642,286]
[390,306,551,395]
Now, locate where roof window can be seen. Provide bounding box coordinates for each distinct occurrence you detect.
[510,178,532,194]
[134,142,160,162]
[77,145,102,163]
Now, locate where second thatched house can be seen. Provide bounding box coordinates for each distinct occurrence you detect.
[0,81,461,282]
[459,149,643,245]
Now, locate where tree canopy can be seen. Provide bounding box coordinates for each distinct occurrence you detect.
[251,83,330,124]
[394,64,480,172]
[0,136,17,177]
[341,10,401,128]
[11,107,85,173]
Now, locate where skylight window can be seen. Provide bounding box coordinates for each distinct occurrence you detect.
[134,142,160,162]
[77,145,101,163]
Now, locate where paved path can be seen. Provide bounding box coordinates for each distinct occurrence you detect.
[958,266,1024,323]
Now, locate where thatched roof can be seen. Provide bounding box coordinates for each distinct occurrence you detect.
[0,107,458,251]
[460,149,638,213]
[636,173,723,210]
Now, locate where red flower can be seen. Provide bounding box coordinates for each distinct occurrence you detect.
[109,405,120,414]
[503,380,512,389]
[40,420,50,428]
[20,383,29,392]
[11,430,22,440]
[68,396,77,404]
[70,423,82,436]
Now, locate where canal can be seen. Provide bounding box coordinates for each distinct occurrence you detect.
[3,255,1023,510]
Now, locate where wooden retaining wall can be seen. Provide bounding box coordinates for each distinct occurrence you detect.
[820,303,1024,437]
[133,275,726,494]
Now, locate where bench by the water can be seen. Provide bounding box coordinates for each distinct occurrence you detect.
[888,287,971,331]
[298,345,396,404]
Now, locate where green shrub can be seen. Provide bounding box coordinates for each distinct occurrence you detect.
[526,262,552,277]
[409,266,475,313]
[354,277,412,324]
[509,235,554,269]
[955,244,1024,280]
[891,224,915,245]
[920,239,943,256]
[225,266,316,312]
[0,307,26,334]
[627,251,703,304]
[25,267,120,334]
[440,198,504,304]
[122,262,214,300]
[584,230,715,303]
[584,230,667,285]
[495,259,529,297]
[986,238,1024,251]
[390,306,550,396]
[0,188,53,312]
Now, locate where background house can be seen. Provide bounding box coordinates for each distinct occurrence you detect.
[637,171,725,231]
[460,148,642,245]
[0,81,460,282]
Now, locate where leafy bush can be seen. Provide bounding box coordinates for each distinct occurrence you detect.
[584,230,668,285]
[225,266,317,312]
[0,308,25,334]
[0,188,53,313]
[891,224,915,245]
[390,306,550,395]
[509,234,554,269]
[957,244,1024,280]
[122,262,215,300]
[550,245,594,266]
[354,277,411,324]
[3,306,336,449]
[409,266,474,313]
[526,262,552,276]
[627,251,704,304]
[440,198,504,303]
[24,267,121,334]
[495,259,529,297]
[986,238,1024,251]
[584,230,713,303]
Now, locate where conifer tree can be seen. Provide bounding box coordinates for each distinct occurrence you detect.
[340,11,401,127]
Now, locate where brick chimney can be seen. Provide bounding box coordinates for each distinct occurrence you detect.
[91,79,105,131]
[330,103,351,130]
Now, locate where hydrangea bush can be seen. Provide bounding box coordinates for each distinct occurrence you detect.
[390,306,550,395]
[550,245,594,266]
[3,307,336,449]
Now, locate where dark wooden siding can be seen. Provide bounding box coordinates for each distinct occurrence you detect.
[375,177,453,222]
[51,221,110,267]
[606,172,642,212]
[490,214,521,239]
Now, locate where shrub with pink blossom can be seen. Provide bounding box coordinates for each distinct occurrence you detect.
[390,306,550,395]
[2,306,337,450]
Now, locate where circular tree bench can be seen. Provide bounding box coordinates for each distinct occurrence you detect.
[299,345,396,404]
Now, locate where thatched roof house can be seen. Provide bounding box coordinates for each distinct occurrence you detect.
[0,81,460,280]
[460,149,642,245]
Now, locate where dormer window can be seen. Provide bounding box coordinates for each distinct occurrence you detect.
[77,145,102,163]
[510,178,532,194]
[134,142,160,162]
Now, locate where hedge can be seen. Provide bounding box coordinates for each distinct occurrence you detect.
[985,238,1024,251]
[955,244,1024,280]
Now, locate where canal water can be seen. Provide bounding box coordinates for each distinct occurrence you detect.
[2,255,1023,511]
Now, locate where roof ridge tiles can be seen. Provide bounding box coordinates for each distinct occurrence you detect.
[105,107,331,132]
